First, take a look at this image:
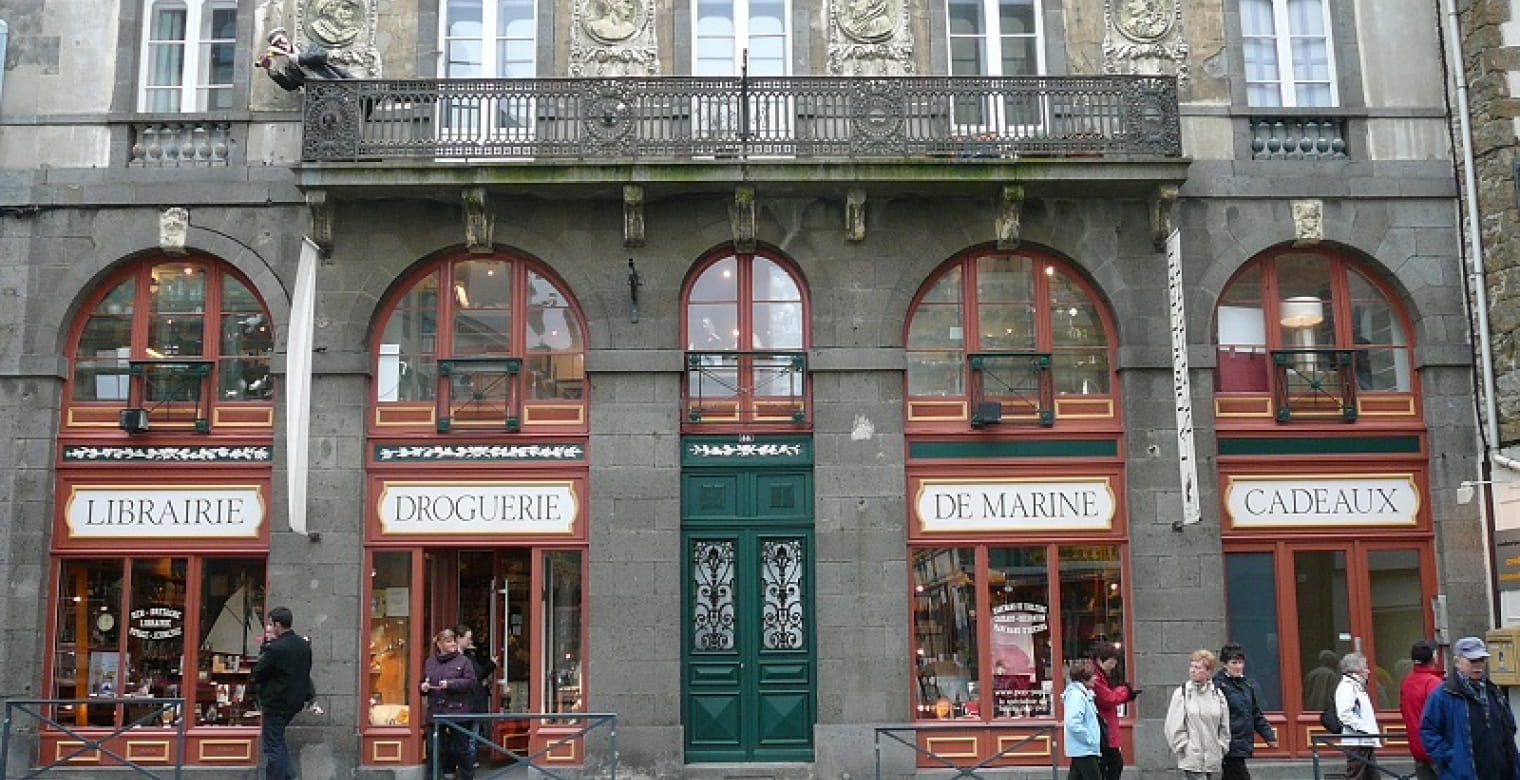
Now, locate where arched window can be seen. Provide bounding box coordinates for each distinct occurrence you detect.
[682,251,808,425]
[67,256,274,432]
[1214,249,1413,416]
[905,247,1113,426]
[373,253,586,432]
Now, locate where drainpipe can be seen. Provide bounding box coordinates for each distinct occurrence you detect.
[1443,0,1520,474]
[0,19,8,107]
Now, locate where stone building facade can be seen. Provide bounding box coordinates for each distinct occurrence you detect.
[0,0,1493,778]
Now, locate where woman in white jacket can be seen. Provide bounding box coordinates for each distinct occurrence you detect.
[1164,649,1232,779]
[1333,652,1380,780]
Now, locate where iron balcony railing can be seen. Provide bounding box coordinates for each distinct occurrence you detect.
[301,75,1181,162]
[1271,347,1358,421]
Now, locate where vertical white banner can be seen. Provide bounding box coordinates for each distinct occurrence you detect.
[285,237,320,535]
[1167,227,1202,526]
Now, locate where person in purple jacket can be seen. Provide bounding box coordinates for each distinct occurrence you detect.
[422,628,478,780]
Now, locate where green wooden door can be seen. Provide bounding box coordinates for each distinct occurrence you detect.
[682,469,815,762]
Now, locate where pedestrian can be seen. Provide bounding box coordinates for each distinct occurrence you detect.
[1398,639,1443,780]
[1088,642,1137,780]
[1334,652,1381,780]
[1419,636,1520,780]
[422,628,478,780]
[454,624,498,769]
[1061,660,1103,780]
[1163,648,1231,780]
[251,606,315,780]
[1213,642,1276,780]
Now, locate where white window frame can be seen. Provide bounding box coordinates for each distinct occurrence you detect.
[137,0,237,113]
[439,0,538,79]
[1241,0,1338,108]
[692,0,792,76]
[438,0,539,145]
[944,0,1044,132]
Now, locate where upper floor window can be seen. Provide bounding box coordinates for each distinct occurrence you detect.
[139,0,237,112]
[1241,0,1336,107]
[905,248,1112,426]
[682,251,808,425]
[1215,249,1412,396]
[694,0,789,75]
[443,0,537,78]
[67,257,274,430]
[374,254,586,432]
[947,0,1041,78]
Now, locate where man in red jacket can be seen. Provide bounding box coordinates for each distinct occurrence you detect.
[1398,639,1443,780]
[1088,643,1137,780]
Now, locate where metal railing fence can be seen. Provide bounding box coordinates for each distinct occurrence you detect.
[0,697,187,779]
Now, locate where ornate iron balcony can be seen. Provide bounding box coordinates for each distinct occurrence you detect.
[301,75,1181,162]
[685,350,807,425]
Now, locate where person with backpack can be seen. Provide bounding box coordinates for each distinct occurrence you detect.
[1334,652,1381,780]
[1164,649,1231,779]
[1213,642,1276,780]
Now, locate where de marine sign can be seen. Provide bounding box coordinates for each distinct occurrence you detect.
[1224,475,1419,527]
[914,478,1116,533]
[378,481,578,535]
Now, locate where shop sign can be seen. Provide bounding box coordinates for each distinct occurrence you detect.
[1225,475,1418,527]
[1496,529,1520,591]
[915,478,1115,533]
[128,605,184,640]
[378,481,577,535]
[65,485,264,539]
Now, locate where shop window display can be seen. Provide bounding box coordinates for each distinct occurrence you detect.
[368,551,412,726]
[51,557,266,729]
[911,544,1125,722]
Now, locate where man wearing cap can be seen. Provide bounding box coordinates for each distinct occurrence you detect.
[1419,636,1520,780]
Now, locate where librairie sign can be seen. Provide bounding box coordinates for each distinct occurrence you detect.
[378,481,577,535]
[65,485,264,539]
[1225,475,1419,527]
[915,478,1115,532]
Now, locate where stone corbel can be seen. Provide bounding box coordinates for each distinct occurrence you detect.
[623,185,645,247]
[1292,198,1324,247]
[1150,184,1179,252]
[995,184,1023,249]
[730,184,756,253]
[846,188,866,242]
[463,187,494,254]
[306,190,334,253]
[159,207,189,257]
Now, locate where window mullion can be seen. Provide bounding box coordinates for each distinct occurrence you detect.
[182,0,205,112]
[982,0,998,76]
[1272,0,1296,108]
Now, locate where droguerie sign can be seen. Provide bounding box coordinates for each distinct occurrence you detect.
[1225,475,1419,527]
[378,481,578,535]
[915,479,1115,532]
[65,486,264,539]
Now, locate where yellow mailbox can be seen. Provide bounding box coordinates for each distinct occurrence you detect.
[1486,628,1520,686]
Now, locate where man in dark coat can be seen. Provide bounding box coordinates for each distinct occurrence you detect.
[1213,642,1277,780]
[252,606,315,780]
[1420,636,1520,780]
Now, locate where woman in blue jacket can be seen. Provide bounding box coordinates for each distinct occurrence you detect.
[1063,660,1103,780]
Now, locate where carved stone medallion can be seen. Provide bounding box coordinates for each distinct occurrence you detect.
[839,0,900,43]
[305,0,364,47]
[1114,0,1172,42]
[581,0,647,43]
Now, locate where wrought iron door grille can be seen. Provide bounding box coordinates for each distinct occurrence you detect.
[1271,348,1358,421]
[128,360,214,432]
[968,351,1053,427]
[685,350,807,425]
[438,355,523,432]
